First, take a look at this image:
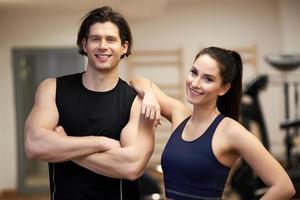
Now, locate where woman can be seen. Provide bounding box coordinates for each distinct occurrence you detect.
[131,47,295,200]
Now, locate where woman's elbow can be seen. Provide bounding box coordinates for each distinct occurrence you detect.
[285,183,296,199]
[274,181,296,199]
[282,175,296,199]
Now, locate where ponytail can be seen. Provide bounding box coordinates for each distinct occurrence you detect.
[217,50,243,121]
[195,47,243,121]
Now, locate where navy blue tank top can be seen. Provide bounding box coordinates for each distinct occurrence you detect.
[161,114,230,200]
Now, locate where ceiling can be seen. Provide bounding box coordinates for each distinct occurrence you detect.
[0,0,253,20]
[0,0,172,20]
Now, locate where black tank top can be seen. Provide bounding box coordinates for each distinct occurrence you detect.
[49,72,139,200]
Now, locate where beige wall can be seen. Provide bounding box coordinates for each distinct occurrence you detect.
[0,0,299,191]
[280,0,300,52]
[0,9,81,191]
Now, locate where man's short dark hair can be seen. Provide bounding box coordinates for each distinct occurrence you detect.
[77,6,133,58]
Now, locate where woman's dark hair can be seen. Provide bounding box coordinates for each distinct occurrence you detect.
[76,6,133,59]
[194,47,243,120]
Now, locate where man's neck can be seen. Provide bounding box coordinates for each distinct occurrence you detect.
[83,67,119,92]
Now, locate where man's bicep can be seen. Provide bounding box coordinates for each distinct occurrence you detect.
[120,96,141,147]
[25,78,59,131]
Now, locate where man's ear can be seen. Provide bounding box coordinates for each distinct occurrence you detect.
[122,41,129,56]
[219,83,231,96]
[82,38,87,54]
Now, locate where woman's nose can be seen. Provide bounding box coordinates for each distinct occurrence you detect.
[191,78,201,88]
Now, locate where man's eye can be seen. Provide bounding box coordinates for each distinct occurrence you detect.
[107,37,116,42]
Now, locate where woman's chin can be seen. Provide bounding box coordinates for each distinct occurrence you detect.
[187,97,196,105]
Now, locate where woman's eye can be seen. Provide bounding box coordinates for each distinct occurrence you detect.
[203,77,212,82]
[190,69,197,76]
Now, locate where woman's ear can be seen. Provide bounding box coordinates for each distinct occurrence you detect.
[219,83,230,96]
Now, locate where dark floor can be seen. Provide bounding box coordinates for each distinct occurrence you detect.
[1,191,299,200]
[0,194,49,200]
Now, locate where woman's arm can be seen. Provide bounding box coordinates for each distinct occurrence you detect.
[227,120,295,199]
[130,77,191,126]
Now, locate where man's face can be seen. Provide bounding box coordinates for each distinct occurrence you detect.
[83,22,128,72]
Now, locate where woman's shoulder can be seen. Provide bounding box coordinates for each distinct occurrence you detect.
[219,116,257,151]
[220,117,250,139]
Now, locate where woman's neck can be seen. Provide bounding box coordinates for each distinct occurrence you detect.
[190,103,219,124]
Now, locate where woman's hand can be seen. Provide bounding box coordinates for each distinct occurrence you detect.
[141,90,161,128]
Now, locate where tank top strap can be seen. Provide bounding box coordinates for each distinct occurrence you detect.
[172,116,191,137]
[206,114,225,138]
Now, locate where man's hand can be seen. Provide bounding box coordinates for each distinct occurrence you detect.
[54,126,121,150]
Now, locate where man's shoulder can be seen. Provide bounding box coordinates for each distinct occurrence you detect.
[117,77,130,88]
[57,72,83,81]
[55,72,84,96]
[118,78,137,95]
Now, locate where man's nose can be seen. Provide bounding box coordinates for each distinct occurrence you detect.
[99,39,108,49]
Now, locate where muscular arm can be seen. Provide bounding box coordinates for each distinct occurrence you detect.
[228,121,295,199]
[73,96,155,180]
[24,78,120,163]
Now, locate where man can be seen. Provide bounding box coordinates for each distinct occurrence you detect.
[24,6,155,200]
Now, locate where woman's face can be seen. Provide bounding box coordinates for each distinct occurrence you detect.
[186,54,230,106]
